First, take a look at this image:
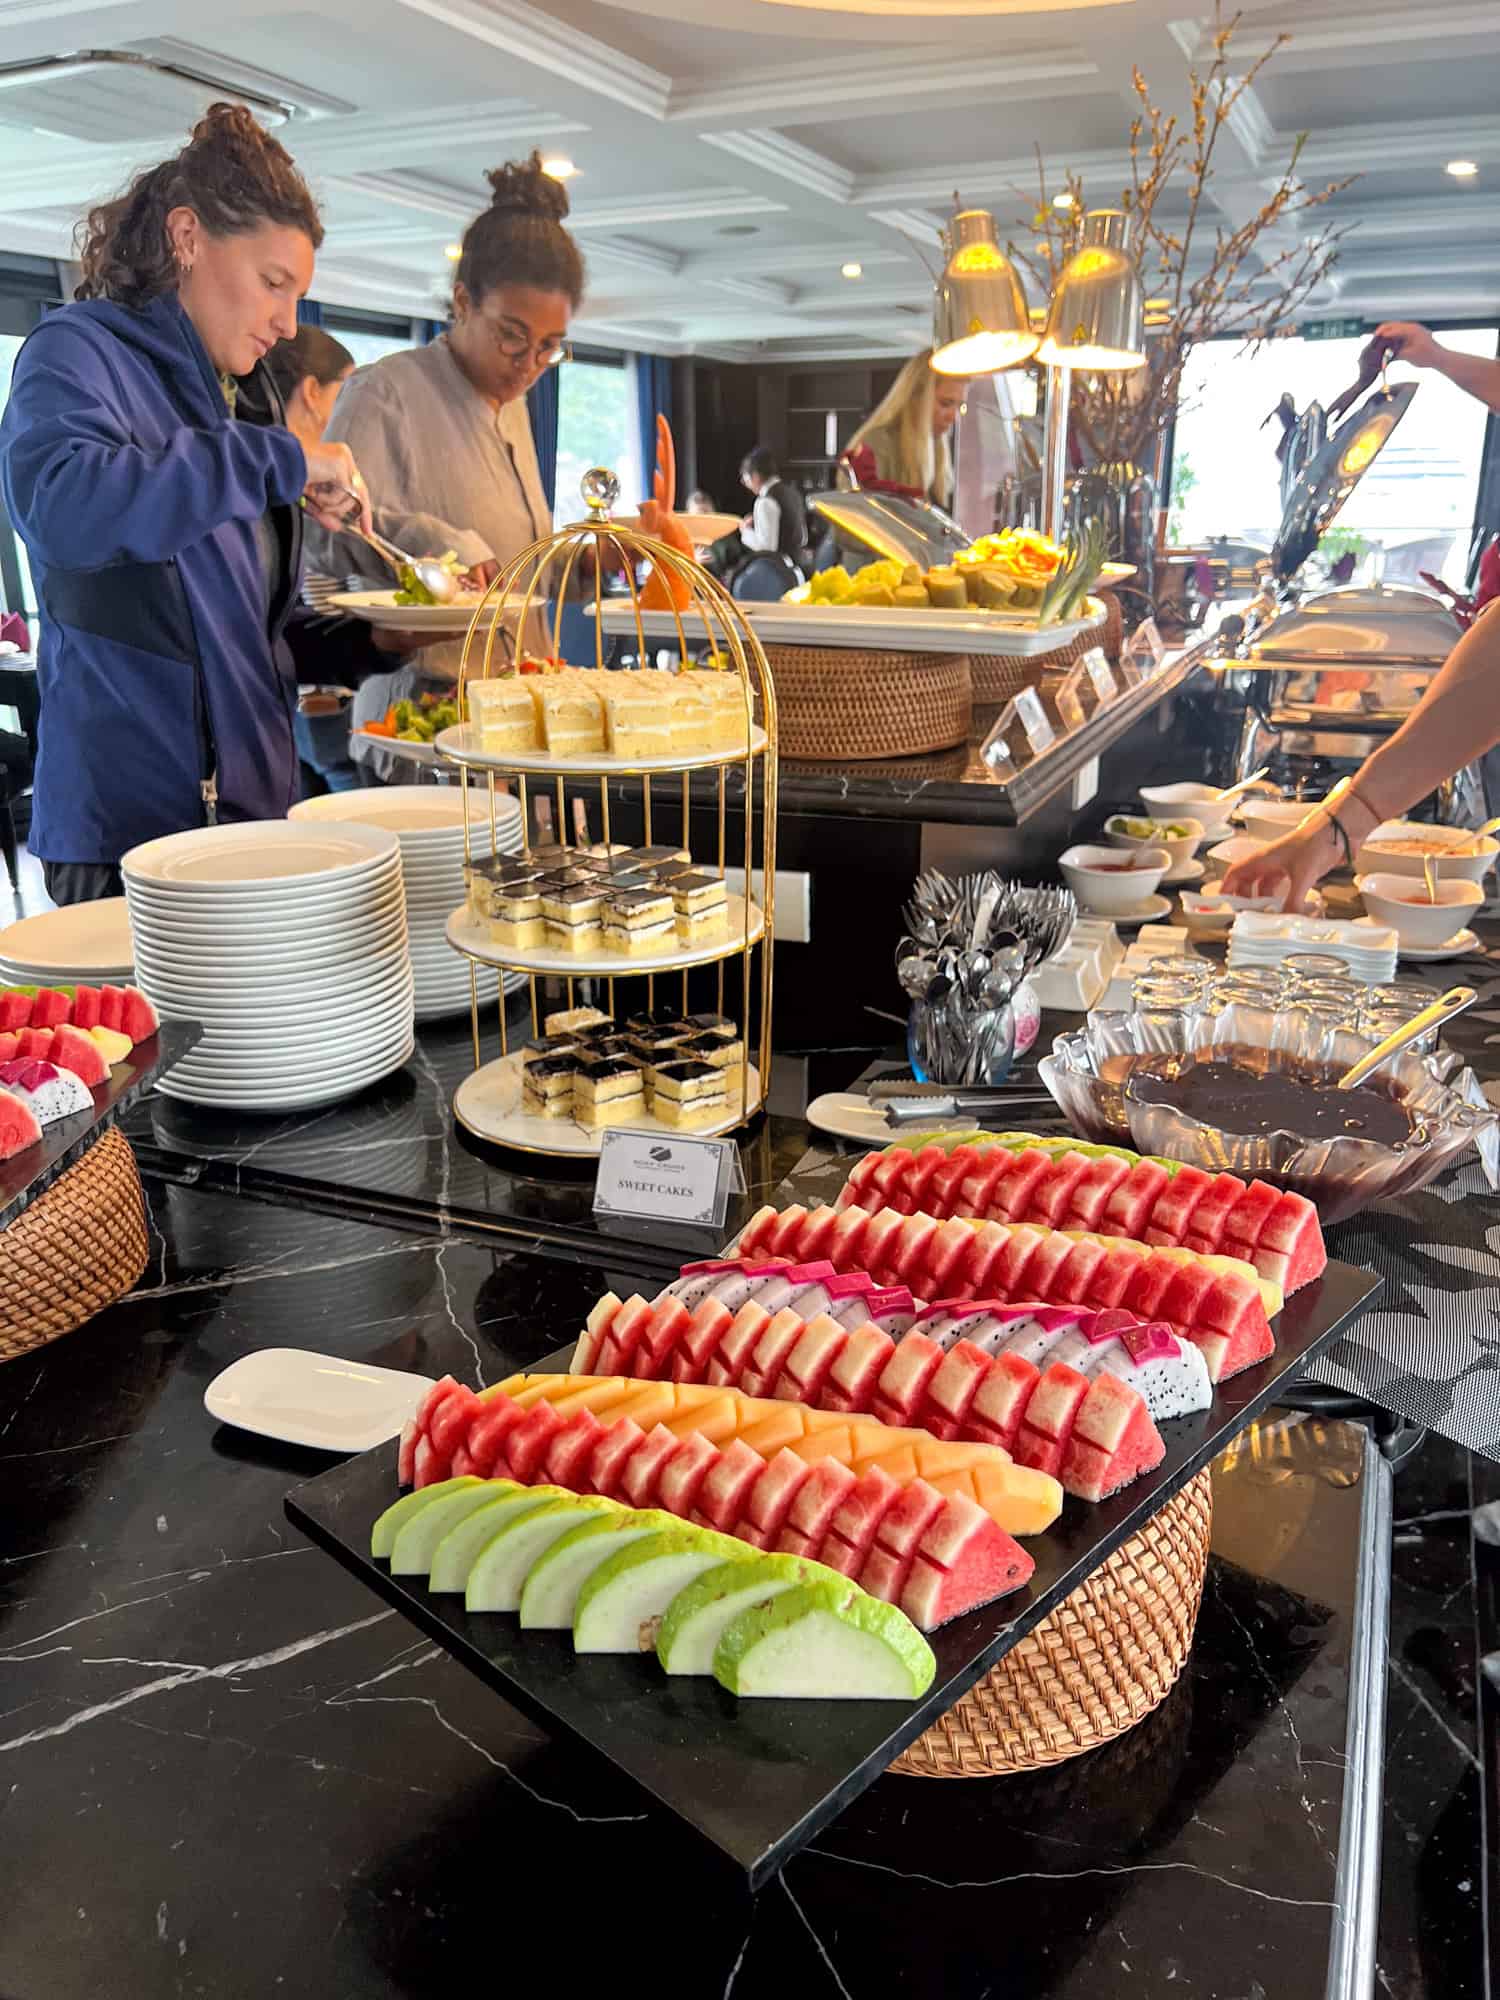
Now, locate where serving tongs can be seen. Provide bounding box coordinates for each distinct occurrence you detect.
[868,1079,1063,1128]
[323,485,459,604]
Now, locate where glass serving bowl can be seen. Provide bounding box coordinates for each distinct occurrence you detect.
[1038,1000,1499,1221]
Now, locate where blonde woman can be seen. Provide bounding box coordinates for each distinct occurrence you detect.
[841,352,967,511]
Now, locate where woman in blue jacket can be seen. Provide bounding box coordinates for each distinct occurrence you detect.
[0,103,403,906]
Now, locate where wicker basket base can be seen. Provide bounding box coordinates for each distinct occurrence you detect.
[891,1469,1213,1778]
[761,646,972,759]
[1,1126,149,1361]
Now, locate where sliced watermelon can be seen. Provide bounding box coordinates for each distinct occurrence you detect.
[0,1031,17,1064]
[1102,1158,1171,1239]
[776,1456,857,1557]
[904,1144,953,1214]
[1059,1374,1164,1501]
[967,1350,1039,1451]
[1013,1362,1090,1478]
[796,1206,840,1261]
[1123,1255,1176,1319]
[870,1333,944,1428]
[672,1298,734,1381]
[694,1438,764,1531]
[1220,1179,1281,1253]
[900,1494,1036,1630]
[466,1396,528,1477]
[775,1316,847,1406]
[1157,1263,1215,1328]
[15,1026,51,1061]
[924,1217,978,1294]
[1258,1191,1328,1292]
[657,1430,719,1516]
[1049,1239,1105,1305]
[821,1324,895,1414]
[920,1340,991,1440]
[736,1449,812,1549]
[0,1087,42,1163]
[1028,1152,1094,1228]
[118,987,160,1044]
[503,1401,565,1483]
[928,1147,981,1217]
[995,1148,1055,1220]
[544,1408,605,1490]
[0,991,33,1032]
[586,1417,648,1497]
[889,1213,939,1288]
[735,1205,779,1257]
[739,1308,811,1399]
[426,1383,481,1460]
[597,1295,653,1375]
[842,1154,884,1208]
[820,1465,901,1577]
[1016,1232,1074,1302]
[1061,1154,1131,1230]
[860,1479,946,1603]
[68,985,102,1032]
[397,1420,419,1488]
[826,1205,875,1271]
[97,985,129,1033]
[707,1300,772,1387]
[957,1149,1018,1219]
[633,1297,692,1380]
[768,1204,809,1257]
[619,1423,682,1509]
[1083,1244,1145,1310]
[28,988,71,1030]
[959,1221,1013,1298]
[1182,1173,1245,1255]
[1145,1164,1214,1245]
[572,1293,620,1375]
[992,1224,1046,1298]
[859,1206,909,1283]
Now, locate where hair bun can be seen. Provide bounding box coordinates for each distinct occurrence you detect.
[485,151,571,224]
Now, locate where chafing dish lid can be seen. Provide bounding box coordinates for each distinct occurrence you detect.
[1270,381,1417,579]
[807,488,971,567]
[1249,582,1461,665]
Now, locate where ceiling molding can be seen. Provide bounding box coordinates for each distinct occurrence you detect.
[1291,116,1500,180]
[388,0,671,119]
[698,129,854,204]
[1180,3,1500,65]
[0,0,136,20]
[852,150,1133,209]
[586,234,682,278]
[683,242,913,280]
[321,172,473,222]
[567,189,786,231]
[667,47,1097,127]
[864,207,945,254]
[296,102,587,173]
[1218,81,1275,169]
[1330,192,1500,241]
[139,38,356,119]
[702,273,797,306]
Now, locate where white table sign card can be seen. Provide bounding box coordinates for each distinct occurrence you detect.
[594,1127,747,1231]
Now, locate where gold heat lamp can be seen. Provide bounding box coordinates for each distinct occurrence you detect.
[931,209,1040,376]
[1036,208,1147,372]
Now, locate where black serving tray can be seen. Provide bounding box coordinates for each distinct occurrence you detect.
[285,1254,1380,1888]
[0,1017,201,1230]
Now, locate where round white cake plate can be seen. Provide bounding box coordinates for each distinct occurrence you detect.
[446,894,765,978]
[454,1049,761,1157]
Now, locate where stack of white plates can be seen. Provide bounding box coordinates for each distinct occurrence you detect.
[1227,909,1399,985]
[121,822,414,1112]
[289,785,526,1019]
[0,897,134,985]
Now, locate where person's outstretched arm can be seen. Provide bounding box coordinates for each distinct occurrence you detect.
[1375,323,1500,415]
[1222,605,1500,908]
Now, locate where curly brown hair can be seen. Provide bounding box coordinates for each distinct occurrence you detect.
[76,102,323,308]
[454,151,586,310]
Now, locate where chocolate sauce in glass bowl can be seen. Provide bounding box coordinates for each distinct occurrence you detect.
[1128,1057,1415,1146]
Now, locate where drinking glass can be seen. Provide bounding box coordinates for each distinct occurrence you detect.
[1283,953,1349,982]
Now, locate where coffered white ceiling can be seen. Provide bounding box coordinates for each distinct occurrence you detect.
[0,0,1494,357]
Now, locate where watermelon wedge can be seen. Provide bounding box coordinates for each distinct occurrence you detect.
[1220,1178,1281,1253]
[118,987,159,1044]
[967,1350,1040,1452]
[739,1308,811,1399]
[545,1409,605,1491]
[657,1430,719,1517]
[1029,1152,1094,1228]
[1059,1374,1165,1502]
[98,985,129,1033]
[632,1297,692,1379]
[587,1417,648,1498]
[0,990,33,1031]
[505,1401,566,1483]
[871,1334,944,1428]
[1101,1158,1171,1239]
[1256,1191,1328,1292]
[736,1449,812,1549]
[776,1456,857,1558]
[673,1298,734,1381]
[1062,1153,1131,1229]
[708,1301,772,1387]
[919,1340,991,1440]
[820,1465,901,1578]
[900,1494,1035,1630]
[775,1316,847,1405]
[859,1479,946,1603]
[619,1423,682,1509]
[29,988,71,1030]
[695,1438,764,1531]
[69,985,102,1031]
[1013,1362,1090,1478]
[0,1087,42,1162]
[1144,1164,1214,1245]
[1182,1173,1245,1255]
[994,1149,1055,1220]
[821,1325,895,1413]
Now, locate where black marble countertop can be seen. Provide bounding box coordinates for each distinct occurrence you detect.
[0,1184,1480,1999]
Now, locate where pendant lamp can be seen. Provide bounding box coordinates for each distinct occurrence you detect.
[1036,209,1146,371]
[931,209,1039,376]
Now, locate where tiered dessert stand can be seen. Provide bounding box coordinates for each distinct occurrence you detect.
[434,469,778,1158]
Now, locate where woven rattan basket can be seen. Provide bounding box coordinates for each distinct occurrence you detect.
[1,1127,148,1361]
[760,646,971,760]
[891,1468,1212,1778]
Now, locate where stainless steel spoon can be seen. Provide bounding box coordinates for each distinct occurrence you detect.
[1338,985,1476,1089]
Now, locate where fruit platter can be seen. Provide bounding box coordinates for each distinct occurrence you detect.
[285,1132,1379,1882]
[0,982,194,1228]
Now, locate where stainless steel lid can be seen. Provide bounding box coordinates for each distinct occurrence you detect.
[1270,381,1417,579]
[1250,583,1461,665]
[808,489,971,567]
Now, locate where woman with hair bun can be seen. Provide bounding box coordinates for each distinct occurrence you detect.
[309,150,585,736]
[0,103,415,904]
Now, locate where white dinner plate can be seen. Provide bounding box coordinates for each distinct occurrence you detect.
[124,820,400,888]
[126,885,407,933]
[330,589,491,634]
[132,923,410,977]
[1352,917,1484,962]
[158,1042,414,1111]
[146,986,414,1035]
[290,785,523,838]
[0,897,134,974]
[123,865,402,913]
[204,1347,437,1452]
[0,960,134,985]
[1160,857,1206,887]
[171,1035,416,1082]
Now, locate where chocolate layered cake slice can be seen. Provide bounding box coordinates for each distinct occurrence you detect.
[542,881,606,954]
[670,871,728,946]
[521,1052,581,1119]
[603,886,675,956]
[573,1055,646,1129]
[650,1058,728,1130]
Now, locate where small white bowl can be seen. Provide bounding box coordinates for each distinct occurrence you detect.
[1206,835,1270,873]
[1355,871,1485,950]
[1357,820,1499,885]
[1240,798,1319,844]
[1139,782,1232,837]
[1104,814,1205,872]
[1060,843,1170,915]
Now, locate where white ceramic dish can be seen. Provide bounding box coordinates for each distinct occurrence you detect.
[1138,782,1233,836]
[0,897,134,975]
[453,1049,762,1156]
[1109,894,1175,928]
[1357,820,1499,883]
[1058,844,1170,915]
[289,785,521,838]
[435,720,769,777]
[593,597,1108,659]
[1103,815,1204,872]
[330,588,489,634]
[1161,856,1206,888]
[1352,918,1483,963]
[446,894,764,977]
[1354,871,1485,950]
[1239,799,1318,843]
[142,987,414,1035]
[157,1045,414,1112]
[123,821,399,890]
[123,869,403,918]
[0,960,134,985]
[203,1348,436,1452]
[352,729,444,766]
[1206,835,1270,873]
[127,886,407,935]
[802,1092,976,1146]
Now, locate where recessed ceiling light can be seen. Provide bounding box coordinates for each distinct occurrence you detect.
[841,261,863,279]
[1053,191,1077,211]
[542,156,578,180]
[444,243,462,261]
[1446,159,1479,179]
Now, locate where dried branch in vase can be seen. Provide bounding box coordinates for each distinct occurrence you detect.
[1001,3,1354,476]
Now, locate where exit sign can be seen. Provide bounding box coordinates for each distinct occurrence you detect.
[1301,317,1367,341]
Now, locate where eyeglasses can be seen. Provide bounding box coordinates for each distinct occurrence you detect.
[476,314,571,369]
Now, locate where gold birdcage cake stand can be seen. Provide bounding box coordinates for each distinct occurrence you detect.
[434,469,778,1160]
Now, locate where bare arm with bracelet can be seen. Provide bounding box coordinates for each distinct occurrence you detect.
[1221,605,1500,908]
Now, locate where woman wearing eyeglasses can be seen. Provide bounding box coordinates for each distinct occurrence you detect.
[307,153,582,759]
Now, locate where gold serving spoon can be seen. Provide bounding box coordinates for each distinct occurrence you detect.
[1337,985,1476,1090]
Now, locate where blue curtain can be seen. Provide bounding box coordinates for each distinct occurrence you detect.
[419,318,446,344]
[635,353,673,501]
[528,367,561,513]
[297,298,322,325]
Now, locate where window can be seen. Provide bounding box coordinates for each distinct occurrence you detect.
[554,354,640,523]
[316,308,415,372]
[1170,327,1498,589]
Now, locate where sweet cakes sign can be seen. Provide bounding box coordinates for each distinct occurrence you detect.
[594,1128,746,1229]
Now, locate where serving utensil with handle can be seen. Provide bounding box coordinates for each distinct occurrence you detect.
[1337,985,1476,1090]
[324,486,460,604]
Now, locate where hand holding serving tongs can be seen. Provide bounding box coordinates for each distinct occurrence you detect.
[317,481,460,604]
